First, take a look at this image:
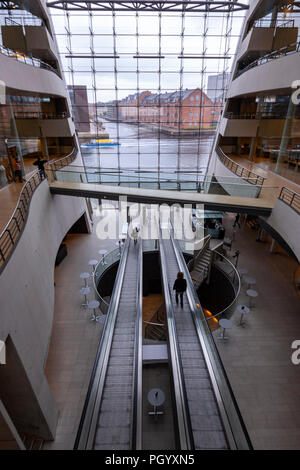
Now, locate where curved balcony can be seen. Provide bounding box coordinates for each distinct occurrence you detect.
[0,148,77,274]
[236,41,300,79]
[0,45,67,98]
[279,187,300,215]
[216,146,265,187]
[228,43,300,99]
[0,43,60,77]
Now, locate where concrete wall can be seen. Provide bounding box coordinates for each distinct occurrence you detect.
[265,199,300,263]
[228,52,300,99]
[237,27,274,61]
[220,118,259,137]
[0,181,90,439]
[16,117,75,138]
[0,399,25,450]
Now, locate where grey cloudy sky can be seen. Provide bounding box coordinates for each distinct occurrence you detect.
[50,7,248,102]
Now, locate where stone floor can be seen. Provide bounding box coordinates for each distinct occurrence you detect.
[0,182,25,233]
[213,214,300,450]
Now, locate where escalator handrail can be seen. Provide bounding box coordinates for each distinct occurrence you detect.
[74,236,131,450]
[170,229,253,450]
[131,238,143,450]
[159,228,194,450]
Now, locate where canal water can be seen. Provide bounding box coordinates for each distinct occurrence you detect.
[81,119,215,177]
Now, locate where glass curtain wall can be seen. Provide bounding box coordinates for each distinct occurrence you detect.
[50,6,247,178]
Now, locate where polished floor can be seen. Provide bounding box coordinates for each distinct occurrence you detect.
[229,154,300,201]
[43,203,300,450]
[44,204,117,450]
[0,183,23,233]
[214,214,300,450]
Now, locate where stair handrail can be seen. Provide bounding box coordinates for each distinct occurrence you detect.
[0,148,77,275]
[188,234,211,271]
[169,228,252,449]
[132,237,143,450]
[74,235,131,449]
[159,226,194,450]
[144,302,166,338]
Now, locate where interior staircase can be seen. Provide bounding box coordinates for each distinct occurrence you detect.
[22,434,44,450]
[144,303,166,341]
[189,235,213,289]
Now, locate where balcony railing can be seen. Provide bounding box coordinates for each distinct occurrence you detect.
[3,16,45,27]
[253,18,295,28]
[236,41,300,79]
[279,187,300,215]
[14,111,69,120]
[216,146,265,187]
[0,148,77,274]
[0,43,60,77]
[224,111,300,120]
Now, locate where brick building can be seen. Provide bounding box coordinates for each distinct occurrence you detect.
[119,88,222,130]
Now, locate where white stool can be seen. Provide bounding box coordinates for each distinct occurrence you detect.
[88,259,98,273]
[246,289,258,308]
[80,272,90,287]
[99,249,108,265]
[80,287,91,307]
[245,276,256,290]
[237,304,250,325]
[87,300,102,322]
[238,268,248,281]
[218,318,233,341]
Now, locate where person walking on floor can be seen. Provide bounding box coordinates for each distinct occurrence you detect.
[233,213,241,229]
[173,272,187,308]
[33,156,48,181]
[13,158,24,183]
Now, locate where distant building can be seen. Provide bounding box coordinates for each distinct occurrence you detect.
[119,89,221,130]
[68,85,90,133]
[104,100,122,121]
[207,73,231,102]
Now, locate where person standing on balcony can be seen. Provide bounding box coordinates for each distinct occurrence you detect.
[33,156,47,180]
[173,272,187,308]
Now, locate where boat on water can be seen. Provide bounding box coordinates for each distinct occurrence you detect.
[81,139,120,148]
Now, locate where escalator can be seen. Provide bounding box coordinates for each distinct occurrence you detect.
[74,237,143,450]
[159,225,252,450]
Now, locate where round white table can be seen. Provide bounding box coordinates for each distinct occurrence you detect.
[218,318,233,340]
[246,289,258,307]
[99,249,108,265]
[80,286,91,307]
[237,304,250,325]
[87,300,101,322]
[88,259,98,273]
[80,272,90,287]
[245,276,256,289]
[147,388,165,420]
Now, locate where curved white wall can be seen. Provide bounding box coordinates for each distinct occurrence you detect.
[0,52,68,98]
[0,181,89,438]
[208,151,261,198]
[265,199,300,263]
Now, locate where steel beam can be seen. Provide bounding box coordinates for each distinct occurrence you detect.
[46,1,249,13]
